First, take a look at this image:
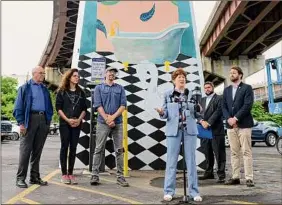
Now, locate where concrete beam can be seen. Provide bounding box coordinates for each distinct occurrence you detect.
[202,1,248,56]
[242,19,282,55]
[45,67,63,87]
[202,55,265,87]
[223,1,279,55]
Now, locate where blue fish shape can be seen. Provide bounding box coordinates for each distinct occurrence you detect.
[96,19,107,38]
[140,3,155,22]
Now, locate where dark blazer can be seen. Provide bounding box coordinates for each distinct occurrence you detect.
[222,82,254,129]
[199,93,225,136]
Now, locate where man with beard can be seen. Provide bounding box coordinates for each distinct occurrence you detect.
[222,66,255,187]
[198,82,226,183]
[90,67,129,187]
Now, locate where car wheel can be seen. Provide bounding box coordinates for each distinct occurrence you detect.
[11,133,19,141]
[265,133,277,147]
[225,135,230,147]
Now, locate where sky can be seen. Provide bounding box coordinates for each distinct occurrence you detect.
[2,1,282,85]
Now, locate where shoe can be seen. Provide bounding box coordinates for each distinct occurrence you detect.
[224,178,240,185]
[16,179,28,188]
[198,174,214,180]
[163,194,173,202]
[69,175,77,185]
[29,178,48,186]
[246,179,255,187]
[216,178,225,183]
[117,176,129,187]
[61,175,71,184]
[90,175,100,186]
[193,196,202,202]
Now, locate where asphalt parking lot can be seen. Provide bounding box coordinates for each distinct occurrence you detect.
[1,136,282,204]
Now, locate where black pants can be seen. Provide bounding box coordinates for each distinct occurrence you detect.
[17,114,49,180]
[201,135,226,179]
[59,125,81,175]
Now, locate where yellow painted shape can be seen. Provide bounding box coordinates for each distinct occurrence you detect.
[109,21,120,36]
[20,197,41,204]
[4,169,60,204]
[164,61,170,72]
[226,200,258,204]
[123,62,129,71]
[49,181,143,204]
[122,109,129,177]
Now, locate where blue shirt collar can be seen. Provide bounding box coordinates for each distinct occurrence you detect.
[31,79,42,85]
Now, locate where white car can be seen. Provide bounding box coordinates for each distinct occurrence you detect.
[11,123,20,141]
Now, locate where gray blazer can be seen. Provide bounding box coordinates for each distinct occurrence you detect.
[160,89,198,137]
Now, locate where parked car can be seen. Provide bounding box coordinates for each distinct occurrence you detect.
[11,122,20,141]
[49,123,59,135]
[224,120,282,147]
[1,116,13,141]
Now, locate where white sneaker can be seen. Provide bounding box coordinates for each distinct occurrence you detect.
[163,194,173,201]
[194,196,202,202]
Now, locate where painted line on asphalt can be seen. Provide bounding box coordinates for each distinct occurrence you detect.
[4,169,60,204]
[226,200,258,204]
[20,197,41,204]
[49,181,143,204]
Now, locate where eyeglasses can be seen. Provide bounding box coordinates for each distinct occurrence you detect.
[37,72,46,75]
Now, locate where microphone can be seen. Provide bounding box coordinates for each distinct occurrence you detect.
[184,88,189,98]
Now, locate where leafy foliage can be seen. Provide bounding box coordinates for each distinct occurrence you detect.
[1,77,18,120]
[252,101,282,126]
[50,91,59,123]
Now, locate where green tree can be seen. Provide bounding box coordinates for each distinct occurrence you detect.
[251,101,282,126]
[1,77,18,120]
[49,90,59,123]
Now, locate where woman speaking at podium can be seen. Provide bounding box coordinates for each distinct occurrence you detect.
[155,68,202,202]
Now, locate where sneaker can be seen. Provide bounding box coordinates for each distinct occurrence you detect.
[163,194,173,202]
[224,178,240,185]
[69,175,77,185]
[61,175,71,184]
[246,179,255,187]
[117,176,129,187]
[90,175,99,186]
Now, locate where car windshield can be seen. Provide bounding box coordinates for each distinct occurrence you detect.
[1,116,9,121]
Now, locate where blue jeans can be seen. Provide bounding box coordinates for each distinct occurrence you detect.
[164,130,200,198]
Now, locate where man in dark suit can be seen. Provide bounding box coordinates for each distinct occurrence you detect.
[198,82,226,183]
[222,66,254,187]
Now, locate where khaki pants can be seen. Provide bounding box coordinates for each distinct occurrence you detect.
[227,128,253,180]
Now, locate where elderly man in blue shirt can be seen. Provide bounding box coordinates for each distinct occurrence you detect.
[13,66,53,188]
[90,67,129,187]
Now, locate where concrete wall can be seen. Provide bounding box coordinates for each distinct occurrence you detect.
[202,55,265,86]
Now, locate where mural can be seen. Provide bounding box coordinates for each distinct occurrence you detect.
[74,1,205,170]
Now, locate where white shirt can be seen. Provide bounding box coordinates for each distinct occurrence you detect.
[205,93,215,109]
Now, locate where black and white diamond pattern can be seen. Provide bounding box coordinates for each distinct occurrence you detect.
[75,51,205,170]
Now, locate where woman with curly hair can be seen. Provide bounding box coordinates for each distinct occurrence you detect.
[56,68,87,184]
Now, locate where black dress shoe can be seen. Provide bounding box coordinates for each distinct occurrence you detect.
[16,179,28,188]
[216,178,225,183]
[246,179,255,187]
[224,178,240,185]
[198,174,214,180]
[29,178,48,186]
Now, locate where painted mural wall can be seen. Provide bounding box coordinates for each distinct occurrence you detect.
[73,1,206,170]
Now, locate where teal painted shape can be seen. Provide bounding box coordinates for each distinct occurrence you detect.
[80,1,97,55]
[100,1,119,6]
[96,19,107,38]
[140,3,155,22]
[178,1,196,58]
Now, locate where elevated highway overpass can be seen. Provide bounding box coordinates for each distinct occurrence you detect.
[200,0,282,87]
[39,1,282,88]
